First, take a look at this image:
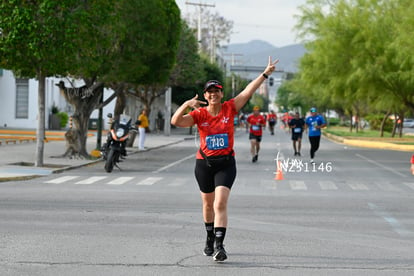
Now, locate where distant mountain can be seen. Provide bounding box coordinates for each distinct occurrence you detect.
[224,40,306,73]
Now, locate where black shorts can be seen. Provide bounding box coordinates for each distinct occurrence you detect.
[194,156,236,193]
[249,133,262,142]
[292,133,303,141]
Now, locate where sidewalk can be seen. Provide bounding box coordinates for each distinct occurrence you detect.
[0,127,194,182]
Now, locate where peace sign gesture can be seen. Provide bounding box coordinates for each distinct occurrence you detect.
[264,56,279,76]
[233,56,280,112]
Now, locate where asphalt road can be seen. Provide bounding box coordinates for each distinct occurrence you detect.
[1,126,413,276]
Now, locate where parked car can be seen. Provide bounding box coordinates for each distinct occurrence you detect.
[403,118,414,128]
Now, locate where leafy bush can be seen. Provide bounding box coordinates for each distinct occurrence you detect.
[365,114,393,132]
[328,117,340,126]
[57,112,69,128]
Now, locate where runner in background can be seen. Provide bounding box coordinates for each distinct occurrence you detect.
[288,112,305,156]
[305,107,326,163]
[247,106,266,163]
[267,110,277,135]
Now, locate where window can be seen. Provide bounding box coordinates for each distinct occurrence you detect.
[15,78,29,119]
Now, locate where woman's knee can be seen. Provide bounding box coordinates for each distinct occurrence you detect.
[203,200,214,212]
[201,193,215,208]
[214,200,227,213]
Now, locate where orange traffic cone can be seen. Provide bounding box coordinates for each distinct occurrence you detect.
[274,161,284,180]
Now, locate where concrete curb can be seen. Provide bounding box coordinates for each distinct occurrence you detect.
[324,132,414,152]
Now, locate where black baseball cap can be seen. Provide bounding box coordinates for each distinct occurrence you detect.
[204,80,223,92]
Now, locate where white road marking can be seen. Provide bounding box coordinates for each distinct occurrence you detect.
[153,154,195,173]
[376,182,402,192]
[368,203,412,238]
[75,176,107,185]
[45,176,79,184]
[167,177,187,187]
[403,182,414,190]
[289,180,307,190]
[319,181,338,190]
[347,181,369,190]
[137,177,163,186]
[107,177,134,185]
[356,153,407,177]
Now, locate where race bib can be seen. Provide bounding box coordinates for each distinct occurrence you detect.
[252,125,261,131]
[206,133,229,150]
[294,127,301,133]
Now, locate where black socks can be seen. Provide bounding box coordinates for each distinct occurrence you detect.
[205,223,227,248]
[205,222,215,239]
[214,227,226,248]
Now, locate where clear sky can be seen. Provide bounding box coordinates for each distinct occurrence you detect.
[175,0,308,47]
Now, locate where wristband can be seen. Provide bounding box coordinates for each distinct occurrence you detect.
[262,73,269,79]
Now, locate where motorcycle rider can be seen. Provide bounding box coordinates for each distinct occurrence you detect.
[102,114,129,159]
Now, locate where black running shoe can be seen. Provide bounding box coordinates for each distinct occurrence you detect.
[213,246,227,262]
[203,236,214,256]
[252,154,258,162]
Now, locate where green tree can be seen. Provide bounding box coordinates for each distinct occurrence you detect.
[112,0,181,118]
[294,0,414,135]
[1,0,182,160]
[169,22,205,88]
[0,0,90,166]
[171,22,206,106]
[56,0,116,158]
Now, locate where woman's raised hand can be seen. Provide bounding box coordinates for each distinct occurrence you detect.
[186,95,206,111]
[264,56,279,75]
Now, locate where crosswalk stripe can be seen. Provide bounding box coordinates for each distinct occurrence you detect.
[75,176,107,185]
[347,182,369,190]
[376,182,402,192]
[137,177,163,186]
[45,176,79,184]
[167,177,186,187]
[403,182,414,190]
[289,180,307,190]
[107,177,134,185]
[319,181,338,190]
[40,175,414,194]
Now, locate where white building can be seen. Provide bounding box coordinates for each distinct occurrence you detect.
[0,68,167,131]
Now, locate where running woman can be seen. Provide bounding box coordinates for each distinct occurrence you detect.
[247,106,266,162]
[171,57,279,262]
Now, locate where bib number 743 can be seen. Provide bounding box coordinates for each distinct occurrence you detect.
[206,133,229,150]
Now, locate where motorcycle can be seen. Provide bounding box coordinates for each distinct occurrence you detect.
[101,113,134,173]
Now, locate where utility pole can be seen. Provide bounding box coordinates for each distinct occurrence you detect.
[164,87,171,136]
[210,25,215,63]
[185,1,215,51]
[223,53,243,97]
